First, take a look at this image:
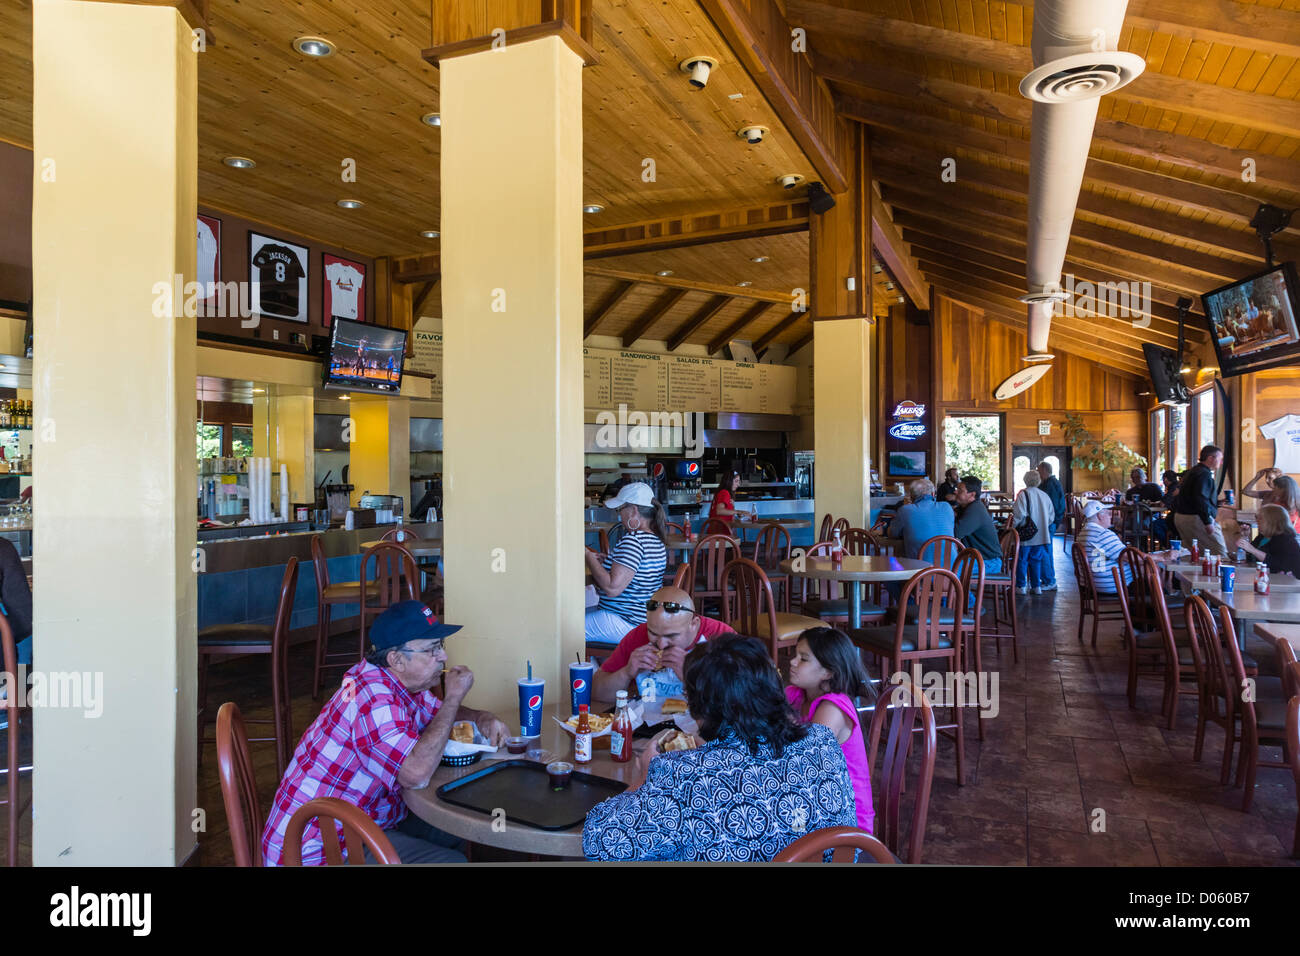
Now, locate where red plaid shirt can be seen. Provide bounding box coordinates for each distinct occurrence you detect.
[261,661,440,866]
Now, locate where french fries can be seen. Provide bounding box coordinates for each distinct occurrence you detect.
[565,713,613,733]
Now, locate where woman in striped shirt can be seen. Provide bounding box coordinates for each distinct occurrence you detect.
[585,482,670,646]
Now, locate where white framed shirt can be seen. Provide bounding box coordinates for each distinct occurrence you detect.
[196,219,218,288]
[326,262,364,320]
[1260,414,1300,475]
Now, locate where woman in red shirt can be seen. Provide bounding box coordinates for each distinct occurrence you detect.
[708,472,749,528]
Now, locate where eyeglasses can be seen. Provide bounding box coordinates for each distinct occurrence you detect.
[400,640,445,657]
[646,600,693,614]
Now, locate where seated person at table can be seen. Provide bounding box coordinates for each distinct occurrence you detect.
[261,601,510,866]
[707,471,752,528]
[1235,504,1300,579]
[887,478,955,560]
[952,477,1003,574]
[592,587,734,703]
[786,627,873,834]
[1124,468,1165,503]
[1076,500,1130,593]
[584,482,669,646]
[935,467,961,508]
[582,636,856,862]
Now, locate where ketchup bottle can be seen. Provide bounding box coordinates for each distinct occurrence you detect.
[574,704,593,764]
[831,528,844,567]
[610,691,633,763]
[1255,563,1270,596]
[1189,540,1200,565]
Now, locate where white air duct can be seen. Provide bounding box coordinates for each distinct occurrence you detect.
[1019,0,1145,362]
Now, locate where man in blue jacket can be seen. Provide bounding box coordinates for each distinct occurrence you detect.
[887,478,955,560]
[1035,462,1065,591]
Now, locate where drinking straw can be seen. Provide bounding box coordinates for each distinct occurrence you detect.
[527,660,532,680]
[576,651,582,665]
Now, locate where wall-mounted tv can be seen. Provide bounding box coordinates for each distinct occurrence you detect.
[1141,343,1190,406]
[323,317,406,394]
[888,451,927,477]
[1201,262,1300,377]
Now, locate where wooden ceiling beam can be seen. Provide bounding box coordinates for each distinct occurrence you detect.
[754,310,808,352]
[620,288,688,349]
[584,281,637,339]
[878,182,1253,282]
[872,157,1264,262]
[868,186,928,311]
[413,279,439,321]
[789,3,1300,137]
[707,302,776,355]
[827,70,1299,195]
[584,265,793,304]
[393,254,441,284]
[698,0,851,194]
[666,296,733,352]
[583,202,810,259]
[786,329,814,357]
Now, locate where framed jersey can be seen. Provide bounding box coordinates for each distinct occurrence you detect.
[196,215,221,309]
[248,232,309,323]
[322,253,366,326]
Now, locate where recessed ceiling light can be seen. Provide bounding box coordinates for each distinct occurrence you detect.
[656,270,674,277]
[337,199,364,209]
[223,156,256,169]
[872,263,883,274]
[421,112,441,127]
[727,92,744,100]
[751,256,769,263]
[420,230,440,239]
[252,388,265,394]
[737,281,752,287]
[583,203,605,214]
[293,36,334,57]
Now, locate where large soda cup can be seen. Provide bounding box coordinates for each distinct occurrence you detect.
[1220,565,1235,593]
[569,662,595,716]
[518,678,545,738]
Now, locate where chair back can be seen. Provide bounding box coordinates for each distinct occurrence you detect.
[671,563,690,590]
[1141,554,1178,654]
[897,567,964,658]
[719,558,781,660]
[753,521,791,566]
[216,702,264,867]
[798,541,841,604]
[359,543,419,646]
[953,547,985,622]
[818,513,833,542]
[1216,603,1259,742]
[1184,594,1233,727]
[865,681,937,864]
[687,534,741,602]
[665,521,685,537]
[1279,641,1299,700]
[270,557,300,773]
[310,533,332,593]
[771,826,896,863]
[1118,546,1154,631]
[701,517,733,538]
[1287,675,1300,814]
[918,534,962,569]
[842,527,878,556]
[282,797,402,865]
[379,527,421,543]
[995,528,1020,573]
[831,517,851,538]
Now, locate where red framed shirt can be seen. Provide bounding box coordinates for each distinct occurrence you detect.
[599,617,736,674]
[261,661,440,865]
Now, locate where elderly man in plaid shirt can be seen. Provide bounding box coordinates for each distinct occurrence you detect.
[262,600,510,865]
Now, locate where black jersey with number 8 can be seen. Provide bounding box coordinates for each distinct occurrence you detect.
[252,243,305,318]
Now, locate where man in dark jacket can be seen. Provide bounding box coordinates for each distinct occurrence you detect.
[1173,444,1227,557]
[1124,468,1165,502]
[936,468,961,508]
[1036,462,1066,541]
[953,477,1002,573]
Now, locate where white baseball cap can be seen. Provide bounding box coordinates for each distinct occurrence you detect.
[603,481,655,509]
[1082,500,1113,519]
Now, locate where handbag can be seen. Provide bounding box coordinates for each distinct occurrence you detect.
[1016,515,1039,542]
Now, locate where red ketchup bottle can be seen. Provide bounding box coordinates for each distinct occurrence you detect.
[610,690,633,763]
[1189,540,1200,565]
[831,528,844,567]
[1255,563,1270,596]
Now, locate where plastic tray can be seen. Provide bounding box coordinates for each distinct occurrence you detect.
[435,759,627,831]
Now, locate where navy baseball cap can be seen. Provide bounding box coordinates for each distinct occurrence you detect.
[369,600,462,651]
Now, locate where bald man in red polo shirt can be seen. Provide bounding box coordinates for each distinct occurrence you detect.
[592,586,735,703]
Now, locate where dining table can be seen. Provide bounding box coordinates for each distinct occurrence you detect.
[778,554,931,629]
[1255,622,1300,655]
[403,702,648,859]
[1169,563,1300,648]
[361,535,442,559]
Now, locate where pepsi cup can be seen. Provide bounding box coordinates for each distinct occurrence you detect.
[1221,565,1235,593]
[1169,538,1181,556]
[569,662,595,716]
[517,678,545,738]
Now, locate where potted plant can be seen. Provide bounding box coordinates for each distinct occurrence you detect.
[1060,413,1148,491]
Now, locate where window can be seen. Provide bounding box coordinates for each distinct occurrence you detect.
[943,415,1002,491]
[1197,390,1216,462]
[1171,405,1187,473]
[1012,454,1030,494]
[1151,410,1167,478]
[197,423,222,459]
[1149,387,1219,480]
[231,425,253,458]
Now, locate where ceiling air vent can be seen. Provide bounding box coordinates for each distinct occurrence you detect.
[1020,51,1146,103]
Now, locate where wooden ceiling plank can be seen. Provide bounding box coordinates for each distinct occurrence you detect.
[584,265,793,304]
[666,296,733,351]
[583,201,810,258]
[584,281,637,339]
[868,185,929,310]
[753,309,807,352]
[620,288,688,348]
[413,279,439,320]
[706,302,777,355]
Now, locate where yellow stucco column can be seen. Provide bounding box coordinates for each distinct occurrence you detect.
[441,35,584,719]
[814,322,873,526]
[31,0,197,864]
[347,395,409,507]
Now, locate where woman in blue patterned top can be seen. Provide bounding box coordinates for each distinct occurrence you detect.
[585,482,669,645]
[582,636,857,861]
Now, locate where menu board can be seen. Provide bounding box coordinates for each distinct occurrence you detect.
[583,351,612,407]
[756,363,797,413]
[720,364,758,411]
[582,347,796,414]
[608,350,668,408]
[667,356,721,411]
[410,329,443,401]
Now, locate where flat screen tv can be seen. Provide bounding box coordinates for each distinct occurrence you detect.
[888,451,927,477]
[323,317,406,394]
[1201,262,1300,377]
[1141,343,1190,406]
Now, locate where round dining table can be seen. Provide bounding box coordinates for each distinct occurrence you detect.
[778,554,931,629]
[361,535,441,559]
[403,702,647,859]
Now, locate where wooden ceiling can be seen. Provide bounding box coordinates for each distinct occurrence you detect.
[783,0,1300,377]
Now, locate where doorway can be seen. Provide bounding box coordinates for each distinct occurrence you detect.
[1011,445,1072,495]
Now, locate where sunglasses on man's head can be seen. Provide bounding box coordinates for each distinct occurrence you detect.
[646,600,693,613]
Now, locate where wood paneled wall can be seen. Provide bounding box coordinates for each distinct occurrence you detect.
[1238,365,1300,480]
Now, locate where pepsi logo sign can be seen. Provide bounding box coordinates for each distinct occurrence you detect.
[652,462,666,478]
[683,461,700,476]
[571,679,587,692]
[527,695,542,710]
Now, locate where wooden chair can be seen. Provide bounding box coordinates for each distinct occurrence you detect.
[1285,661,1299,858]
[701,517,733,538]
[311,534,380,698]
[818,513,833,542]
[952,548,987,740]
[686,534,741,616]
[865,680,937,863]
[358,542,420,649]
[665,521,685,536]
[918,534,962,569]
[1070,541,1125,648]
[0,613,30,867]
[1140,555,1198,729]
[1183,595,1239,785]
[795,542,886,628]
[198,556,300,775]
[671,563,690,590]
[831,517,850,538]
[216,701,263,867]
[1218,604,1290,812]
[379,526,420,543]
[771,826,896,863]
[981,530,1020,662]
[282,797,402,865]
[720,557,822,664]
[850,568,966,785]
[752,521,793,612]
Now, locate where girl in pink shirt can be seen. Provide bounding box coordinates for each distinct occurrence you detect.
[785,627,874,833]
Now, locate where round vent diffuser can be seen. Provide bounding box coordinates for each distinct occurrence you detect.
[1019,51,1146,103]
